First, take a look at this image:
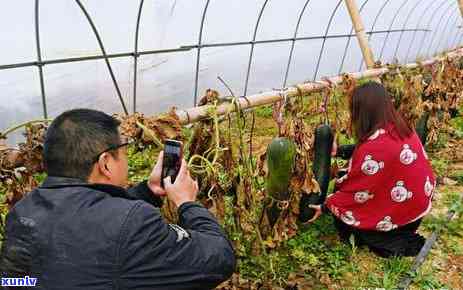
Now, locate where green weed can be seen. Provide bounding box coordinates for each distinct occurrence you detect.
[254,105,273,118]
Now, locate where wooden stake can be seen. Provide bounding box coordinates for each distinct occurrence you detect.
[344,0,376,69]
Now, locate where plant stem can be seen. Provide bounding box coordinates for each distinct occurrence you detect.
[0,119,53,139]
[135,121,163,148]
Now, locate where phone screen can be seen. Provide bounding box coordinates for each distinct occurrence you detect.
[161,140,183,187]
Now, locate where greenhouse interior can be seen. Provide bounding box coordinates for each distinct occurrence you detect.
[0,0,463,289]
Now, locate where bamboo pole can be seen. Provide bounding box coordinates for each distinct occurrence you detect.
[176,47,463,125]
[459,0,463,18]
[344,0,376,69]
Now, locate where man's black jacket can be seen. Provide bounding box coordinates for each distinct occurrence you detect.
[0,176,236,289]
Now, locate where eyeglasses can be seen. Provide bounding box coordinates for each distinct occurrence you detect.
[92,137,132,164]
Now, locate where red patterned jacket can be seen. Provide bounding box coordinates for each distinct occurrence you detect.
[326,123,435,231]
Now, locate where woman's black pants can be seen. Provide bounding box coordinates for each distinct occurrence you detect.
[333,217,425,258]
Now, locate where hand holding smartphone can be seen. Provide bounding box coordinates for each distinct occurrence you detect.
[160,140,199,207]
[161,139,183,188]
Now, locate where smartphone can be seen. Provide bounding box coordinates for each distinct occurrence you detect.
[161,139,183,188]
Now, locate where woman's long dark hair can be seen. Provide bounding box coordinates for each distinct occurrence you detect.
[350,81,412,142]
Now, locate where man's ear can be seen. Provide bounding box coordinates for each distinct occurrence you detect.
[96,153,112,179]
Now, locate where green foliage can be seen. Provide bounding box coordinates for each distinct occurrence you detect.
[33,172,47,184]
[433,132,449,149]
[0,210,5,246]
[446,234,463,255]
[326,179,336,195]
[0,185,5,205]
[450,170,463,185]
[254,105,273,118]
[441,188,463,212]
[338,133,356,145]
[430,158,449,178]
[357,77,375,86]
[450,115,463,139]
[364,257,412,289]
[412,271,448,289]
[127,145,159,183]
[238,215,352,285]
[422,214,446,232]
[422,188,462,233]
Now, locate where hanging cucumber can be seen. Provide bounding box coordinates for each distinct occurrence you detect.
[266,137,296,201]
[299,124,334,223]
[265,137,296,226]
[312,125,334,196]
[416,112,429,146]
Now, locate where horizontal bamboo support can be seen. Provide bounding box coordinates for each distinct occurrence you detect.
[177,48,463,125]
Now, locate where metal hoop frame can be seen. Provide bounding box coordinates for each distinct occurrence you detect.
[2,0,461,120]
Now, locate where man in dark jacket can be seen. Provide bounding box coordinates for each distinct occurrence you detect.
[0,109,235,289]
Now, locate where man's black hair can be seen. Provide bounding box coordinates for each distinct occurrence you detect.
[43,109,121,181]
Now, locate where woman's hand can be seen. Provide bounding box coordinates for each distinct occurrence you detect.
[307,204,323,223]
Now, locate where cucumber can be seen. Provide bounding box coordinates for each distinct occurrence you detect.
[312,124,334,197]
[299,124,334,223]
[265,137,296,226]
[416,112,429,145]
[266,137,296,201]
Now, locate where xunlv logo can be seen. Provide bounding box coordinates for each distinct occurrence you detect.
[1,276,37,287]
